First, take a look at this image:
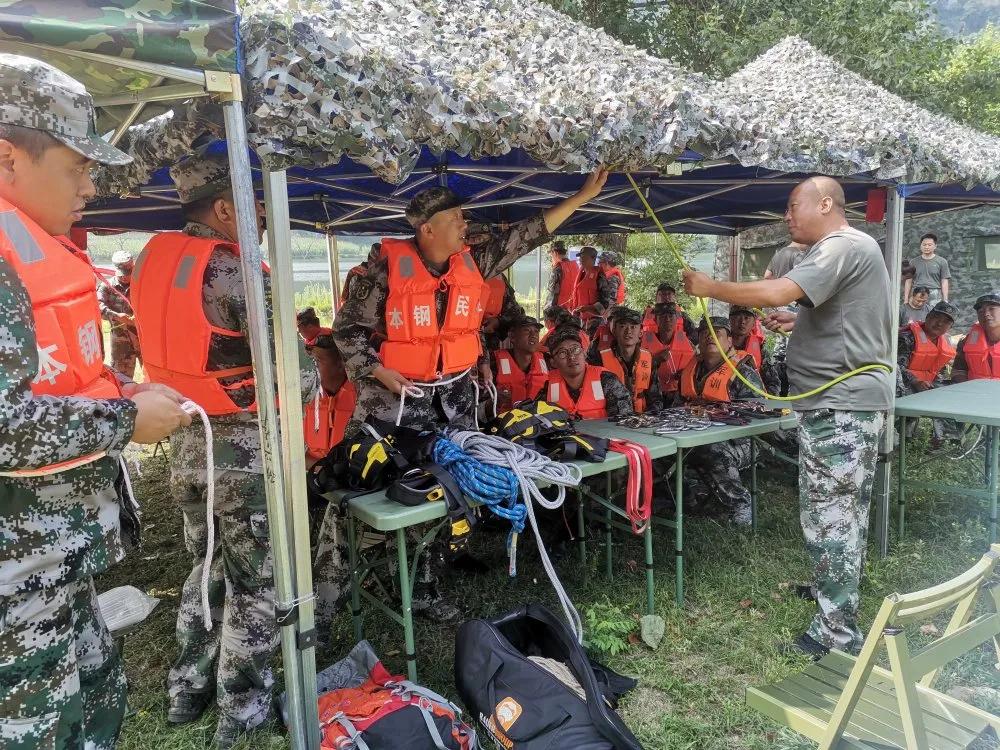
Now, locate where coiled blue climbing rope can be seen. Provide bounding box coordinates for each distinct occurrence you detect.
[432,437,526,533]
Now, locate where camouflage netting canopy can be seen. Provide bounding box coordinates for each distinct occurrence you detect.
[706,37,1000,190]
[0,0,238,133]
[239,0,711,182]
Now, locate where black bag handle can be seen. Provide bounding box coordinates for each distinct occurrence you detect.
[483,653,571,743]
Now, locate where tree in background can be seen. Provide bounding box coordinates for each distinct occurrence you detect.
[930,25,1000,135]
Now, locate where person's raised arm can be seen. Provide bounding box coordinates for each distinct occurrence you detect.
[682,270,804,309]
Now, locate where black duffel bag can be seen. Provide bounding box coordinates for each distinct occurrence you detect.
[455,604,643,750]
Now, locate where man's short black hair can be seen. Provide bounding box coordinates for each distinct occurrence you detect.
[656,282,677,294]
[911,285,930,296]
[920,232,937,244]
[0,123,58,162]
[297,307,320,326]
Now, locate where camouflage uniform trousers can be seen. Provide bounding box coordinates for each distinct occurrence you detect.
[797,408,885,652]
[684,439,753,524]
[0,577,125,750]
[108,328,140,382]
[166,469,277,730]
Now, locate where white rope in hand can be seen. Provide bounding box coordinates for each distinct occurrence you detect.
[395,367,472,427]
[445,430,585,641]
[181,400,216,630]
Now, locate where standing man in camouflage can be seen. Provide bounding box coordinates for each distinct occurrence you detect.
[131,153,318,747]
[684,176,892,658]
[0,54,191,750]
[98,249,141,379]
[332,168,607,435]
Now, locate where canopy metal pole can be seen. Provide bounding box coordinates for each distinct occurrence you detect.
[262,169,322,749]
[220,94,313,750]
[535,245,543,318]
[327,234,341,313]
[875,188,905,558]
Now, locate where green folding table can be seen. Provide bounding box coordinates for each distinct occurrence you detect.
[894,379,1000,544]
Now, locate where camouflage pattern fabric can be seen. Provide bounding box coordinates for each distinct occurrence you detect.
[545,262,562,310]
[797,408,885,652]
[0,577,126,750]
[98,276,140,380]
[585,341,663,412]
[482,276,525,355]
[684,439,753,525]
[171,153,235,205]
[896,327,951,442]
[664,350,761,408]
[332,214,550,437]
[595,270,618,315]
[167,470,276,729]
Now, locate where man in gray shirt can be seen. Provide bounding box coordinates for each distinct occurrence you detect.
[683,176,892,659]
[902,232,950,305]
[763,242,807,279]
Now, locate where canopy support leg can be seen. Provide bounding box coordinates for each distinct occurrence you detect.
[327,233,341,315]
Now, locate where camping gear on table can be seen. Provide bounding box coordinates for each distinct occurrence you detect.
[455,604,643,750]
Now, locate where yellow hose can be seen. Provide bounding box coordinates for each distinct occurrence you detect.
[625,173,890,402]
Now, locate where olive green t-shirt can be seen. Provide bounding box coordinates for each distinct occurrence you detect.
[784,228,893,412]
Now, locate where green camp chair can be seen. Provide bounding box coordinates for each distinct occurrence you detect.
[748,544,1000,749]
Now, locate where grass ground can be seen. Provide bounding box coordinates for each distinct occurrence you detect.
[100,427,1000,750]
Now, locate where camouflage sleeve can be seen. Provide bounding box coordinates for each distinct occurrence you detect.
[546,264,561,309]
[585,343,602,366]
[472,214,552,279]
[499,279,524,322]
[224,264,319,405]
[97,284,114,319]
[682,313,698,343]
[759,348,781,395]
[0,257,136,470]
[951,336,968,381]
[730,356,765,401]
[595,272,616,314]
[644,365,662,412]
[332,254,389,380]
[897,330,918,392]
[600,371,635,420]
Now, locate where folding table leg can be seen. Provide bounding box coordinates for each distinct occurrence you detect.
[989,427,999,545]
[347,517,363,642]
[605,473,614,582]
[395,528,417,682]
[675,448,685,606]
[577,489,587,572]
[643,523,655,616]
[750,437,758,532]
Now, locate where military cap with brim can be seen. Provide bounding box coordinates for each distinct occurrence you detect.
[974,292,1000,310]
[656,282,677,294]
[728,304,757,317]
[111,250,134,267]
[170,152,233,204]
[405,187,464,228]
[0,53,132,166]
[928,301,959,322]
[608,306,641,324]
[699,315,732,333]
[598,250,620,266]
[652,302,679,317]
[547,327,586,352]
[578,245,598,257]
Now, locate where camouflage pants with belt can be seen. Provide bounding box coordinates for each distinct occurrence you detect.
[797,409,885,652]
[0,577,126,750]
[684,438,753,524]
[108,329,140,382]
[167,470,277,731]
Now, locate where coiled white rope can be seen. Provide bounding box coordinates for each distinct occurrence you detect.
[180,400,216,630]
[395,368,472,427]
[445,429,585,641]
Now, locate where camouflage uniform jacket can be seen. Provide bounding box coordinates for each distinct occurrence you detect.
[546,262,563,309]
[595,270,617,315]
[483,276,526,354]
[0,256,137,595]
[586,341,662,412]
[98,275,138,344]
[896,327,947,395]
[168,222,318,478]
[333,215,551,431]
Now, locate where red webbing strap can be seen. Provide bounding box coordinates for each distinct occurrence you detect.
[608,438,653,534]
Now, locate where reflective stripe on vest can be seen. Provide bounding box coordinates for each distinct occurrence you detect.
[131,232,257,416]
[906,321,955,384]
[963,324,1000,380]
[545,365,607,419]
[380,238,486,380]
[599,347,652,413]
[495,349,548,404]
[556,259,579,307]
[680,352,750,403]
[0,197,121,402]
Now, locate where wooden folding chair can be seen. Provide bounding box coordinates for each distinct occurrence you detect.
[748,544,1000,749]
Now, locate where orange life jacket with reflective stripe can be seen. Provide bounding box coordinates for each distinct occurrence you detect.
[963,323,1000,380]
[593,322,613,350]
[604,266,626,304]
[642,305,685,335]
[0,197,122,403]
[305,381,357,460]
[482,275,506,318]
[735,329,766,370]
[380,238,486,381]
[600,347,652,412]
[906,321,955,384]
[680,352,752,403]
[572,266,600,320]
[555,258,579,307]
[494,349,548,404]
[642,330,695,393]
[131,232,259,416]
[545,365,609,420]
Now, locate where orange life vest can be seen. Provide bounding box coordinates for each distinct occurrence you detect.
[572,267,600,321]
[482,275,507,318]
[131,232,260,416]
[963,323,1000,380]
[680,352,751,403]
[544,365,609,420]
[603,266,626,304]
[641,329,695,393]
[593,322,613,350]
[305,381,357,460]
[735,329,766,370]
[600,347,652,412]
[494,349,548,405]
[555,258,579,307]
[905,321,955,384]
[380,238,486,381]
[0,197,121,403]
[642,304,685,335]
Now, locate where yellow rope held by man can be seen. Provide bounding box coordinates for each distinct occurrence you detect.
[624,173,890,402]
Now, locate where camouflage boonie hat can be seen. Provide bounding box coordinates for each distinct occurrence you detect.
[728,304,757,318]
[599,250,620,266]
[699,315,732,333]
[405,187,464,228]
[974,292,1000,311]
[608,306,641,325]
[927,301,958,322]
[170,152,232,204]
[0,53,131,166]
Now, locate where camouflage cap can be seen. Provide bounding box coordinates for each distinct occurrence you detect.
[111,250,134,268]
[170,152,232,204]
[728,304,757,318]
[578,245,598,257]
[656,282,677,294]
[547,326,586,352]
[927,301,958,322]
[652,302,679,317]
[0,53,131,166]
[974,292,1000,311]
[598,250,620,266]
[405,187,464,228]
[543,304,569,322]
[608,306,641,325]
[699,315,732,333]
